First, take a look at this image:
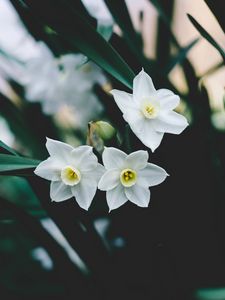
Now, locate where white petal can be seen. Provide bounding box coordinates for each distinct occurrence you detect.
[137,163,168,187]
[123,107,144,131]
[125,185,150,207]
[106,184,128,211]
[72,179,97,210]
[125,150,148,170]
[46,137,73,163]
[102,147,126,170]
[71,146,98,171]
[129,119,164,152]
[110,89,135,113]
[34,157,62,181]
[153,111,188,134]
[133,69,156,101]
[82,163,106,185]
[98,169,120,191]
[93,163,106,182]
[156,89,180,110]
[50,181,72,202]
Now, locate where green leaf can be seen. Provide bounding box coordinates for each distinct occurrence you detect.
[155,0,174,68]
[97,23,113,41]
[104,0,147,68]
[0,177,46,217]
[16,0,135,89]
[0,154,40,175]
[0,140,18,156]
[165,38,199,73]
[187,14,225,63]
[195,287,225,300]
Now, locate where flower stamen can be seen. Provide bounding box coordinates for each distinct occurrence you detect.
[61,166,81,186]
[120,168,137,187]
[141,100,159,119]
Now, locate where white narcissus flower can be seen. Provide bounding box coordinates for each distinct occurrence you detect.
[22,44,105,116]
[34,138,105,210]
[98,147,168,211]
[110,69,189,152]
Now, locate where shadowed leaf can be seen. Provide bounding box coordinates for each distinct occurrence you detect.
[14,0,135,88]
[188,14,225,63]
[0,153,40,175]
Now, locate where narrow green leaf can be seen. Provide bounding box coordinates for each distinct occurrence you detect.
[155,0,174,68]
[188,14,225,63]
[149,0,171,26]
[97,23,113,41]
[195,287,225,300]
[0,140,18,156]
[0,154,40,175]
[104,0,147,68]
[16,0,135,89]
[165,38,199,73]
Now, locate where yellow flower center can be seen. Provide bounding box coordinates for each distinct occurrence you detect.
[61,166,81,186]
[141,101,159,119]
[120,168,137,187]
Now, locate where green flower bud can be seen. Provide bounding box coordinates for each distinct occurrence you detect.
[95,121,116,141]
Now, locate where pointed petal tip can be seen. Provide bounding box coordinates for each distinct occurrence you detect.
[46,136,52,143]
[73,196,89,211]
[33,168,39,176]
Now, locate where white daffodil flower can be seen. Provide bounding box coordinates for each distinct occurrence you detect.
[98,147,168,211]
[110,69,188,152]
[34,138,105,210]
[21,44,105,119]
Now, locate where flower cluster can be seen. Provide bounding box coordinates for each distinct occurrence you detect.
[34,70,188,211]
[34,138,168,211]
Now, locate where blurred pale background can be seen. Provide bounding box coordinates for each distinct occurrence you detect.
[125,0,225,110]
[0,0,224,110]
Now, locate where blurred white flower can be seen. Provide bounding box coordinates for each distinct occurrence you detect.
[0,117,14,146]
[20,43,105,124]
[0,0,107,128]
[34,138,104,210]
[111,69,188,152]
[31,247,53,270]
[0,0,41,62]
[98,147,168,211]
[0,0,40,84]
